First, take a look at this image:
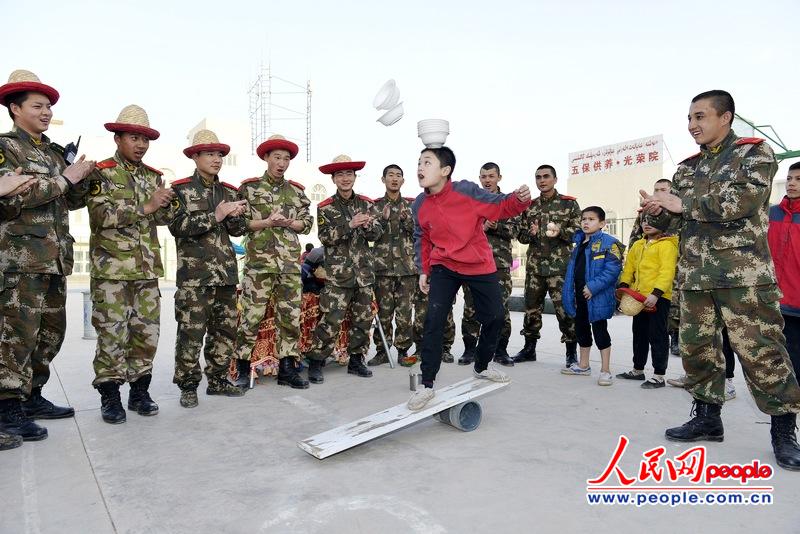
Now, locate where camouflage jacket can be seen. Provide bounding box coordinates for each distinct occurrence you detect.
[484,188,519,271]
[317,192,383,287]
[517,190,581,276]
[0,126,86,275]
[86,153,179,280]
[654,132,778,290]
[238,172,313,274]
[168,171,247,287]
[372,194,416,276]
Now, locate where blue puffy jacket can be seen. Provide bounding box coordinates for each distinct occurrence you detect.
[563,230,624,322]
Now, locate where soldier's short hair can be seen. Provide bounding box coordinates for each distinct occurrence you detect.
[789,162,800,172]
[481,162,501,175]
[421,146,456,180]
[536,164,557,178]
[582,205,606,221]
[382,164,403,178]
[692,90,735,125]
[5,91,31,121]
[655,178,672,186]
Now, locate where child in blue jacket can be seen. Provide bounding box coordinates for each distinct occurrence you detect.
[561,206,623,386]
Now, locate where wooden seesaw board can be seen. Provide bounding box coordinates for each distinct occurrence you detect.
[297,377,510,459]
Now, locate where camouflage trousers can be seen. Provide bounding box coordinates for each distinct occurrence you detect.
[413,282,454,353]
[521,270,575,343]
[308,284,374,360]
[91,278,160,386]
[669,277,680,332]
[174,285,237,389]
[373,274,415,354]
[236,270,301,361]
[680,285,800,415]
[462,268,512,345]
[0,273,65,400]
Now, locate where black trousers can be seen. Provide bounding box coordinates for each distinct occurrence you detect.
[783,314,800,377]
[574,293,611,350]
[631,296,670,375]
[420,265,503,383]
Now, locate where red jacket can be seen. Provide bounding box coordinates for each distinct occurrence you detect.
[412,180,530,276]
[768,196,800,316]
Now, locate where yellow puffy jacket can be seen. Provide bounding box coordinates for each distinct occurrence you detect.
[619,235,679,300]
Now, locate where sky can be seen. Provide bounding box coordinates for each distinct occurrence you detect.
[3,0,799,199]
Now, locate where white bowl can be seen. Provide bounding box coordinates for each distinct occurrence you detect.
[373,80,400,110]
[417,125,450,134]
[419,130,448,148]
[377,102,404,126]
[417,119,449,131]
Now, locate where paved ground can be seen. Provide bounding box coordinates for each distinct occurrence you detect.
[1,286,799,534]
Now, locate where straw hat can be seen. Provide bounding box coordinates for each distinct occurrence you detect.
[183,129,230,158]
[616,287,653,316]
[256,134,298,160]
[319,154,366,175]
[104,104,160,140]
[0,69,59,106]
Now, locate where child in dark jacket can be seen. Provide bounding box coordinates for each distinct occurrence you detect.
[562,206,623,386]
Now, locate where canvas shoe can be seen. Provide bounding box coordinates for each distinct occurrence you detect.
[561,364,591,376]
[725,378,736,401]
[407,388,435,411]
[473,364,510,382]
[597,372,614,386]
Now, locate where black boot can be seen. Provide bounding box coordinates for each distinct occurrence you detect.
[368,351,389,367]
[0,398,48,441]
[22,387,75,419]
[128,375,159,416]
[670,331,680,356]
[233,359,252,388]
[493,338,515,367]
[513,338,537,363]
[348,354,373,377]
[458,337,477,366]
[771,413,800,471]
[308,359,324,384]
[565,342,578,367]
[277,357,310,389]
[665,400,724,442]
[96,382,126,424]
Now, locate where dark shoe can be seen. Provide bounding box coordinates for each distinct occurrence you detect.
[616,370,646,380]
[233,359,252,388]
[96,382,126,424]
[368,352,389,367]
[512,339,537,363]
[348,354,373,378]
[670,331,680,356]
[565,342,578,367]
[179,388,199,408]
[277,357,310,389]
[641,377,666,389]
[0,399,48,441]
[128,375,159,416]
[0,431,23,451]
[665,400,724,442]
[493,340,515,367]
[308,359,324,384]
[771,413,800,471]
[459,337,477,366]
[206,380,246,397]
[441,352,455,364]
[22,387,75,419]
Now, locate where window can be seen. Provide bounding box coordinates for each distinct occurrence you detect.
[224,154,238,167]
[73,247,90,274]
[310,183,327,202]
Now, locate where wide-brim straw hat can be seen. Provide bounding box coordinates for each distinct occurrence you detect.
[104,104,160,140]
[616,287,654,316]
[319,154,366,175]
[0,69,59,106]
[183,129,230,158]
[256,134,298,160]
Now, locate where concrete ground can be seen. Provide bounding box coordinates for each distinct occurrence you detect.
[1,286,799,534]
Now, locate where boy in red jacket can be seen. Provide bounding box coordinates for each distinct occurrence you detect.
[407,146,531,410]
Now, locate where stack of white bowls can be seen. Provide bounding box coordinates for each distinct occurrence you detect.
[374,79,404,126]
[417,119,449,148]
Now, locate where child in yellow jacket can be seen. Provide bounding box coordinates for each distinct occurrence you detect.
[616,214,679,389]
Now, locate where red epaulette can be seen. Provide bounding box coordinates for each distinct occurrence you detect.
[560,194,577,201]
[680,152,702,164]
[403,196,415,202]
[95,160,116,170]
[735,137,765,146]
[318,197,335,208]
[171,178,192,187]
[221,182,238,191]
[239,177,260,186]
[288,179,305,190]
[357,194,374,203]
[143,163,163,176]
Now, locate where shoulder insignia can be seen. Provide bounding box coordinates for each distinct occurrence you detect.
[560,194,577,201]
[239,177,260,186]
[89,180,103,196]
[288,179,305,190]
[318,197,335,208]
[0,148,4,165]
[0,131,18,139]
[403,196,415,202]
[96,160,117,170]
[680,152,702,164]
[357,194,374,203]
[49,142,65,153]
[142,163,163,176]
[171,197,182,210]
[171,178,192,187]
[221,181,238,191]
[735,137,765,146]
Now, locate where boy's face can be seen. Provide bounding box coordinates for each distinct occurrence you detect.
[382,168,404,193]
[641,222,662,237]
[333,169,356,194]
[786,169,800,199]
[418,151,449,190]
[581,211,605,234]
[479,167,501,192]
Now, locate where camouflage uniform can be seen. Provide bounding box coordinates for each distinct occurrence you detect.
[0,126,86,400]
[168,171,247,389]
[462,195,519,348]
[658,132,800,414]
[372,194,416,358]
[517,191,580,343]
[235,172,312,362]
[307,193,382,360]
[86,153,179,385]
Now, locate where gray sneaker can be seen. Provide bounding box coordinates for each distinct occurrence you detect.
[561,364,591,376]
[667,374,687,388]
[407,388,435,411]
[473,364,511,382]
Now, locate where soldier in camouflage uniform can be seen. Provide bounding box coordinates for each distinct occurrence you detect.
[235,135,313,390]
[460,163,518,367]
[515,164,581,366]
[0,70,94,444]
[641,90,800,470]
[168,130,249,408]
[306,155,383,382]
[369,164,416,366]
[86,105,179,424]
